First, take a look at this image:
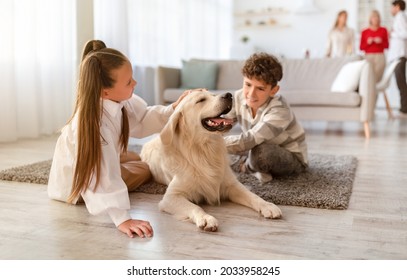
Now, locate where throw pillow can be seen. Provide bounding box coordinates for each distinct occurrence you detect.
[330,60,366,92]
[180,60,219,90]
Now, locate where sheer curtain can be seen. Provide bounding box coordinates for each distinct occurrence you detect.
[94,0,233,67]
[93,0,232,104]
[0,0,76,143]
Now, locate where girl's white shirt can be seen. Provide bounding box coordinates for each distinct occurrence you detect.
[48,94,173,227]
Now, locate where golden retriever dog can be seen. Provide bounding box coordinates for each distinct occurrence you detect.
[140,90,282,231]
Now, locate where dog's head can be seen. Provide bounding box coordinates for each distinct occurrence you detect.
[161,90,234,145]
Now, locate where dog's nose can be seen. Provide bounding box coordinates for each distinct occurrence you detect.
[222,92,232,100]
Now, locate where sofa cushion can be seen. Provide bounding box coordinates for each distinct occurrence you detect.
[180,60,219,90]
[189,59,244,90]
[216,60,245,90]
[163,88,185,103]
[280,90,361,107]
[330,60,367,92]
[279,56,361,91]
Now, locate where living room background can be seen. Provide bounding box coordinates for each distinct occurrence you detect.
[0,0,398,142]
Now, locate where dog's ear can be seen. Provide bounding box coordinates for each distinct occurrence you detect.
[160,110,183,146]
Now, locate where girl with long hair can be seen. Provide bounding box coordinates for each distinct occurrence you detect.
[48,40,187,238]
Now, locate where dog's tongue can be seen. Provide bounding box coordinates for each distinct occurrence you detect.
[209,118,234,125]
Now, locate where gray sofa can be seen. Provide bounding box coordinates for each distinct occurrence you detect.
[155,56,376,138]
[154,59,245,105]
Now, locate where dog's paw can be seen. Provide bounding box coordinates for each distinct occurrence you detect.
[259,202,282,219]
[196,214,219,232]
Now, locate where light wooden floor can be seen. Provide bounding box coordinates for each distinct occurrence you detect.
[1,109,407,260]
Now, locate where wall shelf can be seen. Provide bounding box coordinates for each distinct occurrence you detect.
[235,23,291,30]
[234,7,290,31]
[234,8,290,17]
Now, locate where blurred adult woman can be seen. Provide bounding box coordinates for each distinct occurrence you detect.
[360,10,389,82]
[326,10,355,57]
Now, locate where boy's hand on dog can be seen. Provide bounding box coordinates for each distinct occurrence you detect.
[118,219,154,238]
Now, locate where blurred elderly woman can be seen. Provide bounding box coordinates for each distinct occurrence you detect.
[360,10,389,82]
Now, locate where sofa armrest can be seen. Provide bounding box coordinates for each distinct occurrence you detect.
[155,66,181,105]
[358,62,377,122]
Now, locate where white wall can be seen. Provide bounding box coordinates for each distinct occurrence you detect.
[232,0,358,59]
[76,0,94,63]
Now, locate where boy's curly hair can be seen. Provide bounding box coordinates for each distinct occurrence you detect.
[242,52,283,87]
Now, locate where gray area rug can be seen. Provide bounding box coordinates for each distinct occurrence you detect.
[0,145,357,210]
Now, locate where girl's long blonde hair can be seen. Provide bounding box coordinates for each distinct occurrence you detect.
[67,40,129,203]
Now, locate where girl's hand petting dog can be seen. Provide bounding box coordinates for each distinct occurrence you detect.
[172,88,206,109]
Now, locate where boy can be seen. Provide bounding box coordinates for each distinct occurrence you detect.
[224,52,308,183]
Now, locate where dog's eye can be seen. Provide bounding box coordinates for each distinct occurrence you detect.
[196,98,206,104]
